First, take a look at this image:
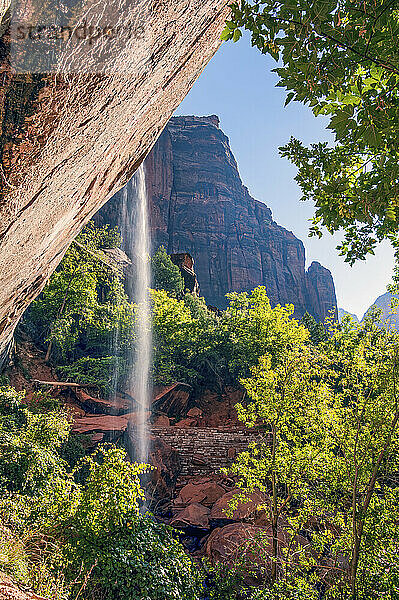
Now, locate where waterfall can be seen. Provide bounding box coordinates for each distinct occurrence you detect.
[121,164,152,465]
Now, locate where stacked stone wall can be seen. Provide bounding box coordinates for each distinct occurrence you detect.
[151,426,265,485]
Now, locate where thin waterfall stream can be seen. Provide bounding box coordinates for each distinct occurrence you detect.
[121,164,152,465]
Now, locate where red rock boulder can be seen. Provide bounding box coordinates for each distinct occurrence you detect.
[205,523,292,583]
[210,489,266,521]
[170,503,210,529]
[175,479,226,507]
[152,382,192,418]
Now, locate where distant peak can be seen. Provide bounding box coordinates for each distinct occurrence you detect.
[170,115,220,128]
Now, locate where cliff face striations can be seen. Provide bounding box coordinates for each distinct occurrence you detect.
[100,115,337,320]
[0,1,229,364]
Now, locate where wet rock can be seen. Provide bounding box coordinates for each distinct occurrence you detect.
[125,422,181,500]
[71,414,133,435]
[175,479,226,507]
[71,411,149,436]
[75,389,131,416]
[170,503,210,529]
[148,435,181,500]
[152,382,192,418]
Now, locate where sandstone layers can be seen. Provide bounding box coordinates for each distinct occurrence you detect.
[0,1,229,365]
[101,115,337,319]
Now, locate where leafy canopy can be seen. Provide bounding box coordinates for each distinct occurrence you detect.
[231,314,399,598]
[24,222,135,395]
[224,1,399,263]
[151,245,184,295]
[0,386,201,600]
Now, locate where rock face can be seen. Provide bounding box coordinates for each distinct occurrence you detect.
[99,115,337,319]
[0,2,229,364]
[361,292,399,329]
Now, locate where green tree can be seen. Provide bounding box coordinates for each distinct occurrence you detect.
[24,222,134,395]
[231,316,399,598]
[223,1,399,263]
[0,386,202,600]
[232,346,321,584]
[300,311,327,344]
[151,289,212,384]
[151,246,184,295]
[220,287,309,380]
[151,286,311,390]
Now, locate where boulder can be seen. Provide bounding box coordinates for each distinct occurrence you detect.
[174,417,197,427]
[210,489,266,522]
[205,523,291,583]
[205,524,269,568]
[75,389,131,415]
[187,407,203,418]
[152,415,170,427]
[170,503,210,529]
[152,382,192,418]
[175,480,226,507]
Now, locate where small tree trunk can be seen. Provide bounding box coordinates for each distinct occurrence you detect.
[271,424,278,583]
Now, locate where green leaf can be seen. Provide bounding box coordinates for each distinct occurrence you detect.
[233,28,242,43]
[285,92,295,106]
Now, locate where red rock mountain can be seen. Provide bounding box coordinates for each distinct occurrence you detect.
[98,115,337,320]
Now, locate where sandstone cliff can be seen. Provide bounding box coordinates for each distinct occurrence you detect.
[0,1,229,365]
[99,115,337,320]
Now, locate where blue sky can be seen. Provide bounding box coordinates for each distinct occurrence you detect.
[174,33,394,318]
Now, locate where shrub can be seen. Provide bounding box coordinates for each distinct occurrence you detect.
[0,386,202,600]
[152,246,184,295]
[57,356,128,397]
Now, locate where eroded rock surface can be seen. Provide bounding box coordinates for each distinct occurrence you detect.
[0,1,229,362]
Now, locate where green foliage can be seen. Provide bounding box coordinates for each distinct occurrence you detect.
[57,356,127,397]
[0,386,201,600]
[300,311,327,344]
[64,516,201,600]
[221,287,309,380]
[231,315,399,598]
[202,560,248,600]
[24,222,134,395]
[152,286,311,389]
[226,1,399,262]
[0,388,70,495]
[151,288,218,386]
[25,223,133,361]
[151,246,184,295]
